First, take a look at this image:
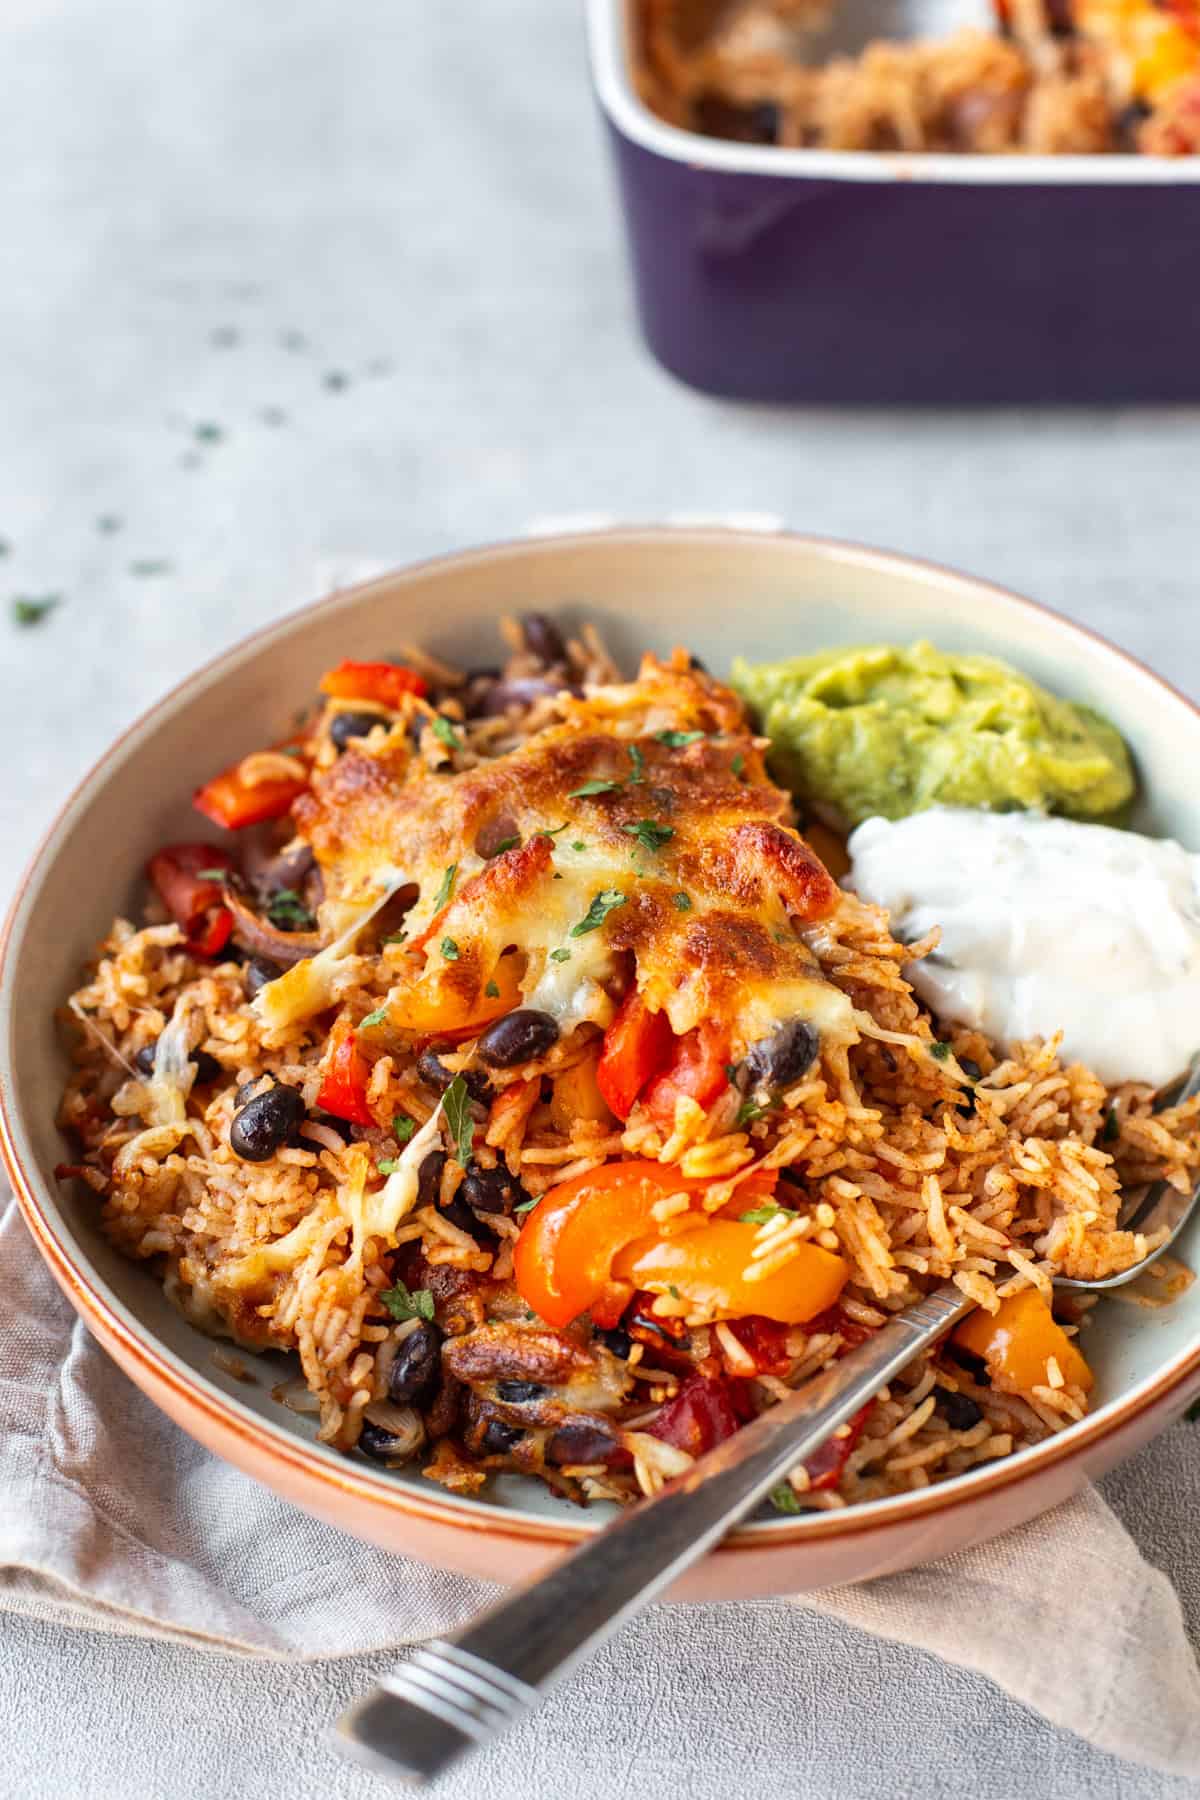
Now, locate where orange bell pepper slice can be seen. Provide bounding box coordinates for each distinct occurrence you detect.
[954,1289,1093,1396]
[595,991,673,1121]
[319,659,428,708]
[316,1017,376,1127]
[614,1221,847,1328]
[513,1159,813,1329]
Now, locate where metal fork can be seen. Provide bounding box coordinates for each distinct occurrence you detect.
[336,1053,1200,1787]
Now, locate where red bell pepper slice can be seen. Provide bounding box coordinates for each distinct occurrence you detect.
[595,991,674,1122]
[646,1371,752,1457]
[802,1401,874,1491]
[316,1017,376,1127]
[193,759,309,831]
[146,844,236,958]
[319,659,428,709]
[641,1019,731,1132]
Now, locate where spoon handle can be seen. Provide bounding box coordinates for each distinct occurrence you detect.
[336,1281,969,1787]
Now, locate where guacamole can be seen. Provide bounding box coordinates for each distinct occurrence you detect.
[730,641,1135,829]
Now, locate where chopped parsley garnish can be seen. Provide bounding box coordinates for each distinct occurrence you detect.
[358,1006,390,1030]
[484,979,501,998]
[672,892,693,912]
[929,1041,953,1062]
[667,1284,681,1300]
[440,937,460,960]
[442,1073,474,1167]
[535,822,570,839]
[739,1203,793,1225]
[736,1097,770,1127]
[627,744,646,785]
[514,1195,542,1216]
[266,889,317,932]
[569,777,621,798]
[431,863,458,910]
[769,1482,804,1516]
[549,948,571,963]
[485,836,520,858]
[655,729,706,747]
[195,867,230,883]
[571,840,587,853]
[731,753,745,777]
[12,594,60,626]
[570,889,627,937]
[382,928,408,945]
[1102,1106,1120,1144]
[381,1282,436,1323]
[392,1114,416,1144]
[725,1064,738,1084]
[622,819,675,854]
[431,714,463,752]
[376,1159,399,1176]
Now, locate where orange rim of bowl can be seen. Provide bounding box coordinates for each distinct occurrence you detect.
[3,525,1200,1554]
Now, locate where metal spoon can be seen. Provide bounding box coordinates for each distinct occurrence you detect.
[336,1053,1200,1787]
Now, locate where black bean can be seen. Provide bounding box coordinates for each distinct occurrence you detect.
[230,1084,306,1161]
[546,1421,622,1466]
[597,1326,632,1360]
[496,1380,547,1403]
[477,1009,560,1069]
[235,1075,273,1108]
[134,1043,220,1083]
[311,1108,354,1143]
[461,1164,529,1216]
[440,1193,483,1237]
[417,1049,493,1105]
[933,1385,983,1431]
[520,612,567,667]
[330,709,385,752]
[481,1419,522,1455]
[958,1057,983,1082]
[244,955,282,998]
[358,1422,413,1463]
[389,1321,443,1407]
[742,1019,820,1092]
[473,674,573,718]
[417,1150,446,1211]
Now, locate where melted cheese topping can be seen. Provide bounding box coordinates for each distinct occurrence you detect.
[282,653,854,1057]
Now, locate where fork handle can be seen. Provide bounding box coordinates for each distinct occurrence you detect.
[336,1282,969,1786]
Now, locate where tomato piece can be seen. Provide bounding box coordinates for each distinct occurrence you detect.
[803,1402,874,1491]
[193,762,308,830]
[319,659,428,708]
[316,1017,376,1127]
[646,1372,749,1457]
[954,1289,1093,1396]
[595,991,673,1121]
[614,1220,847,1327]
[146,844,235,958]
[514,1159,721,1328]
[642,1020,731,1132]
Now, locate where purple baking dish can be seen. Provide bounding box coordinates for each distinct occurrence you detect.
[587,0,1200,403]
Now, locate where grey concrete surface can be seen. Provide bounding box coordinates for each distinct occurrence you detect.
[1,0,1199,1795]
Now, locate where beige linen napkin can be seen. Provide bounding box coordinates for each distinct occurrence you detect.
[3,1183,1199,1776]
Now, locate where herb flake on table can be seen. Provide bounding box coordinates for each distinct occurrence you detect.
[129,559,173,578]
[193,422,224,444]
[11,594,60,627]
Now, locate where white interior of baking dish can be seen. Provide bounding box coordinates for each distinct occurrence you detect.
[4,528,1200,1535]
[588,0,1200,182]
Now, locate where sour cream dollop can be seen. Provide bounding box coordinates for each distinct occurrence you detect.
[847,807,1200,1087]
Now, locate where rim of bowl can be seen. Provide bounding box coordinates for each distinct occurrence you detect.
[3,524,1200,1554]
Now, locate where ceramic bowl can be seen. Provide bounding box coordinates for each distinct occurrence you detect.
[3,528,1199,1597]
